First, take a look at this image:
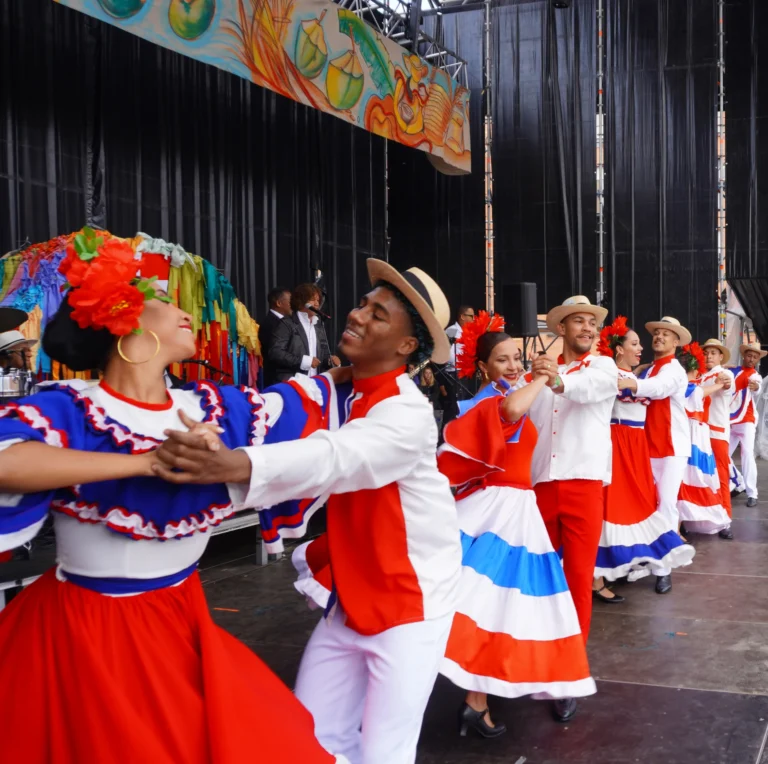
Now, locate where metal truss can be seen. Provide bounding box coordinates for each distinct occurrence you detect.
[332,0,469,86]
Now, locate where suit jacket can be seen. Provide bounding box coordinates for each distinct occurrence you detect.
[269,312,333,382]
[258,311,285,388]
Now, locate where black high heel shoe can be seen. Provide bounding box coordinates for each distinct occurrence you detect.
[458,703,507,738]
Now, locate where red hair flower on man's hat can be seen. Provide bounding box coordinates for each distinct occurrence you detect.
[456,311,505,379]
[598,315,629,358]
[59,227,170,337]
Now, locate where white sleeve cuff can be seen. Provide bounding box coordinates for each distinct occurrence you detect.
[227,447,269,510]
[300,355,313,372]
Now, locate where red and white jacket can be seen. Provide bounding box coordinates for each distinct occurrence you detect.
[522,352,617,486]
[232,367,462,636]
[729,366,763,425]
[635,355,690,459]
[700,365,735,442]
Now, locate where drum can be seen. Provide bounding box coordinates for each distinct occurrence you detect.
[0,370,33,399]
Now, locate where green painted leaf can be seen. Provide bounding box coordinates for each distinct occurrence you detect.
[74,233,88,254]
[337,10,394,96]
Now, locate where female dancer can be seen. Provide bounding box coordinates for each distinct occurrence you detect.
[438,313,595,738]
[0,234,346,763]
[677,343,731,536]
[593,317,694,601]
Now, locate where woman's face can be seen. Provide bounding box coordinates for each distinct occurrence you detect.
[617,330,642,367]
[482,338,523,385]
[122,293,196,365]
[422,367,435,385]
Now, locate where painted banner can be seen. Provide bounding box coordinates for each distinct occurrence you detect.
[54,0,471,174]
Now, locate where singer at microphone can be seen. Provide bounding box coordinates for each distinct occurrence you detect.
[270,283,341,381]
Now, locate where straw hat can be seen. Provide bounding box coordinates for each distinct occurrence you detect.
[0,307,27,334]
[644,316,692,346]
[367,259,451,364]
[546,296,608,334]
[740,341,768,360]
[701,338,731,365]
[0,330,36,355]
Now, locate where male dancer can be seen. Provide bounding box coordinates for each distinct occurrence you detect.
[619,317,690,594]
[526,296,617,723]
[729,342,765,508]
[701,339,735,538]
[153,260,462,764]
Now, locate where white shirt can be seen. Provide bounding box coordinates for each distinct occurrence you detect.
[701,365,735,442]
[445,322,462,372]
[524,353,618,485]
[297,311,319,377]
[634,356,691,459]
[270,309,285,319]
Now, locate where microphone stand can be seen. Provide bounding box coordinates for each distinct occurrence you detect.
[180,359,233,384]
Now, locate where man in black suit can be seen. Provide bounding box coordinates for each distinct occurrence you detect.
[258,286,292,387]
[270,283,340,382]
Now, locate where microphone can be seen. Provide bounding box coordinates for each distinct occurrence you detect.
[305,303,331,321]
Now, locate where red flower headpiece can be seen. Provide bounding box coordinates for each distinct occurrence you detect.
[59,227,170,337]
[680,342,706,375]
[598,315,629,357]
[456,311,505,379]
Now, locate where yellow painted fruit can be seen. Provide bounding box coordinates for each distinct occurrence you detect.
[295,14,328,79]
[326,50,364,111]
[169,0,216,41]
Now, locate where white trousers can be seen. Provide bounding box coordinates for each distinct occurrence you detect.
[730,422,758,499]
[295,610,453,764]
[650,456,688,576]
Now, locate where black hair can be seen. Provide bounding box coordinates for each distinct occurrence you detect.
[374,279,435,363]
[477,331,513,366]
[457,305,474,320]
[267,286,290,308]
[42,298,114,372]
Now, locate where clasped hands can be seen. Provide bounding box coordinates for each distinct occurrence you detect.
[529,355,560,388]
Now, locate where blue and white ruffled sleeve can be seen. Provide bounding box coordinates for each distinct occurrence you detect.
[0,390,84,551]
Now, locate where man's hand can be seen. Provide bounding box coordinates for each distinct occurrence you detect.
[311,357,321,369]
[618,377,638,393]
[152,411,252,485]
[749,379,761,392]
[329,355,341,367]
[717,372,732,389]
[530,355,558,382]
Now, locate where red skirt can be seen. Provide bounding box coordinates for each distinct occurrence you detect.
[603,425,657,525]
[711,438,733,518]
[0,569,334,764]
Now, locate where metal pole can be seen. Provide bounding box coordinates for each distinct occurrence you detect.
[484,0,495,313]
[596,0,605,307]
[716,0,727,341]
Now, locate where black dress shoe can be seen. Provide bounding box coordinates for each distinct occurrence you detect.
[552,698,577,723]
[719,527,734,540]
[655,574,672,594]
[747,497,758,508]
[458,703,507,738]
[592,584,625,604]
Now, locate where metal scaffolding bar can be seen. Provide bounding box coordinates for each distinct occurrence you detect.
[717,0,727,341]
[483,0,494,312]
[595,0,605,308]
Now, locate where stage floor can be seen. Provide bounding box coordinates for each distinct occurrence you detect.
[201,472,768,764]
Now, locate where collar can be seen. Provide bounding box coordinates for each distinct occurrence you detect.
[297,311,317,327]
[557,350,591,366]
[352,366,406,395]
[651,354,675,369]
[270,309,284,319]
[99,380,173,411]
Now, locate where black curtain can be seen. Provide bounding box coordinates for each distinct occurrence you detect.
[490,0,597,314]
[724,0,768,340]
[605,0,718,341]
[0,0,393,344]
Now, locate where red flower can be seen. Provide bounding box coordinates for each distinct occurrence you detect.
[59,244,91,287]
[597,315,629,357]
[69,282,145,336]
[456,311,506,379]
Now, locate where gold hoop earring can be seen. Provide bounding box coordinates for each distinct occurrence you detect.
[117,331,161,365]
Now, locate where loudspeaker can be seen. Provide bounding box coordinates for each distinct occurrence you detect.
[502,283,539,338]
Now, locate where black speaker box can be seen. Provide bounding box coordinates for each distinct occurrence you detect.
[501,283,539,337]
